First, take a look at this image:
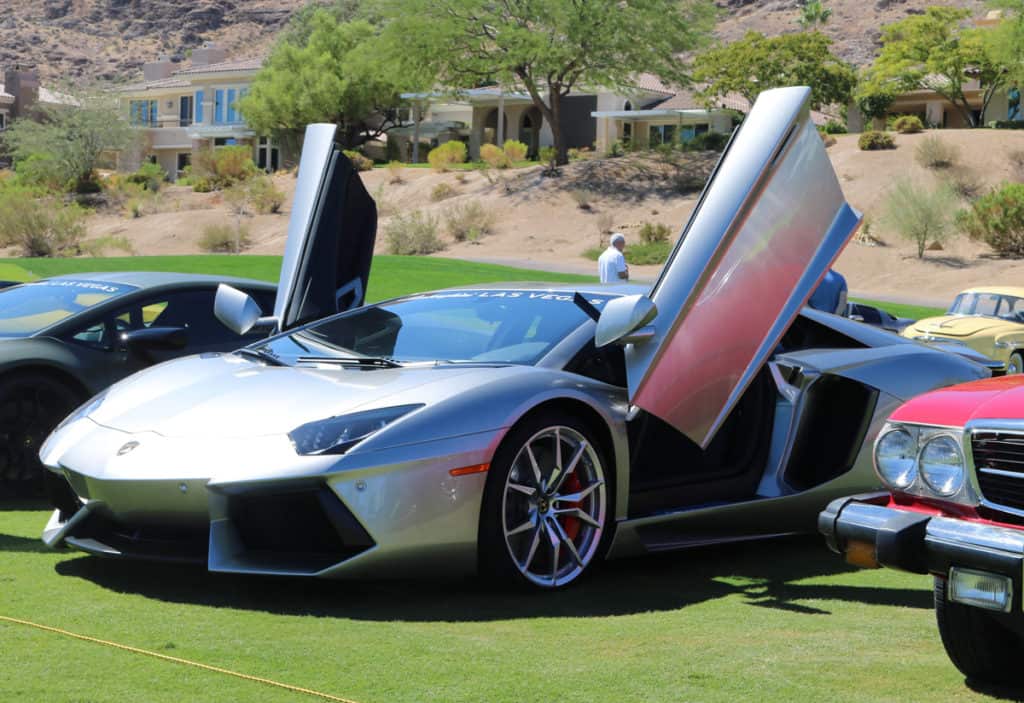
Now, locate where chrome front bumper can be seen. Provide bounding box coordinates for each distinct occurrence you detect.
[819,493,1024,584]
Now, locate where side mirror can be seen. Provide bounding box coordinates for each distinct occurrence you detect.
[595,294,658,347]
[214,284,277,336]
[121,326,188,353]
[849,314,865,323]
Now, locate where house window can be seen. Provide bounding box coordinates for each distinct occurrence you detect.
[176,152,191,177]
[195,90,204,124]
[214,89,224,124]
[226,88,237,124]
[129,99,158,126]
[648,124,677,146]
[257,136,279,172]
[0,113,6,130]
[214,137,238,147]
[179,95,193,127]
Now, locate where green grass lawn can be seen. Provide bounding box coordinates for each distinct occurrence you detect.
[3,255,594,302]
[852,299,944,321]
[1,503,1008,703]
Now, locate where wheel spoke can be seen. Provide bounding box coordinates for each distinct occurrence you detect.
[546,519,561,583]
[520,524,541,569]
[524,444,543,487]
[555,479,603,504]
[549,517,583,567]
[550,441,587,494]
[505,511,537,537]
[507,482,536,497]
[554,507,601,528]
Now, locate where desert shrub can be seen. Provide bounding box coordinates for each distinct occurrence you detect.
[858,131,895,151]
[539,146,558,173]
[502,139,528,162]
[0,188,87,256]
[193,146,258,190]
[126,197,145,219]
[373,184,398,217]
[822,119,848,135]
[819,130,837,147]
[385,210,444,254]
[571,189,594,210]
[596,212,614,238]
[956,182,1024,257]
[126,161,166,191]
[431,182,457,202]
[342,149,373,172]
[248,176,285,214]
[607,140,625,158]
[14,154,64,192]
[387,160,404,184]
[884,178,956,258]
[583,240,672,265]
[199,222,251,253]
[454,172,468,184]
[445,200,496,242]
[80,234,134,256]
[686,132,729,152]
[427,141,467,172]
[673,171,705,195]
[480,143,510,169]
[915,135,958,169]
[639,221,672,244]
[944,167,982,201]
[892,115,924,134]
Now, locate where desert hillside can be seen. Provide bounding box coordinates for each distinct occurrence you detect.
[2,0,991,83]
[59,129,1024,305]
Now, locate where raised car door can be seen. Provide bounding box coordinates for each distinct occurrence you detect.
[617,86,861,449]
[275,123,377,331]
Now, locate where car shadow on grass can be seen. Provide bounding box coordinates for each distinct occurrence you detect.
[53,535,931,622]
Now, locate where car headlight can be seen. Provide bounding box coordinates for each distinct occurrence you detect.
[994,340,1013,349]
[288,404,423,455]
[55,391,107,431]
[919,435,965,496]
[875,428,918,489]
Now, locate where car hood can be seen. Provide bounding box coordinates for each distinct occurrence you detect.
[890,375,1024,428]
[88,353,501,439]
[908,315,1009,338]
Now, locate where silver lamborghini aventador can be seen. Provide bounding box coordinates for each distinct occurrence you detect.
[40,87,989,589]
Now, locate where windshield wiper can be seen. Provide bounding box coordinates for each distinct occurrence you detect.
[236,347,287,366]
[295,355,402,369]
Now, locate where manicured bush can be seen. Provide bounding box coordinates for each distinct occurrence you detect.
[445,200,496,242]
[639,221,672,244]
[821,119,848,135]
[686,131,729,152]
[199,223,251,253]
[0,188,87,257]
[385,211,444,254]
[957,182,1024,257]
[193,145,258,190]
[248,176,285,214]
[430,182,457,202]
[126,161,166,191]
[342,149,373,172]
[884,178,956,258]
[858,131,895,151]
[915,135,958,169]
[892,115,924,134]
[502,139,528,162]
[539,146,558,170]
[427,141,467,172]
[480,143,510,169]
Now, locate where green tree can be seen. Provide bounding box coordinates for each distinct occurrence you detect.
[798,0,832,29]
[377,0,717,165]
[862,7,1002,127]
[693,32,856,110]
[238,9,416,150]
[988,0,1024,90]
[2,85,135,193]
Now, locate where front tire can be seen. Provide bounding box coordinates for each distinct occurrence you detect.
[934,576,1024,684]
[480,412,612,590]
[0,373,80,498]
[1008,352,1023,375]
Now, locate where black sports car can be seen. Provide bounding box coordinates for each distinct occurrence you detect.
[0,272,275,496]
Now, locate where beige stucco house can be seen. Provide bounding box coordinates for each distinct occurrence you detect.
[118,44,282,178]
[0,67,74,131]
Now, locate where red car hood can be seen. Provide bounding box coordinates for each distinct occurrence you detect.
[891,375,1024,427]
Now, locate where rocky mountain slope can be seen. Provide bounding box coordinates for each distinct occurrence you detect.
[1,0,993,85]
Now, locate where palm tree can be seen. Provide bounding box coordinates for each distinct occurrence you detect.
[798,0,832,29]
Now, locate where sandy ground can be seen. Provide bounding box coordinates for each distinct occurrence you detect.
[34,128,1024,305]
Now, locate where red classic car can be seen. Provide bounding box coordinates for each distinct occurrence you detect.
[819,375,1024,684]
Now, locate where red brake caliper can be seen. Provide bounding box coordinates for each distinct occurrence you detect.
[558,472,582,541]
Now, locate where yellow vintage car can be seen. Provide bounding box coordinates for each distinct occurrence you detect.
[902,287,1024,373]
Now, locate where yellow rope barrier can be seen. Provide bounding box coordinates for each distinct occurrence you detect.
[0,614,362,703]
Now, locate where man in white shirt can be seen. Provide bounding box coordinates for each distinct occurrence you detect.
[598,233,628,283]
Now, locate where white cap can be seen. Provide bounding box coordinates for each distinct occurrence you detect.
[610,232,625,246]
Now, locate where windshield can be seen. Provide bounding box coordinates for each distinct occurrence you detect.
[260,289,614,365]
[947,292,1024,322]
[0,279,136,338]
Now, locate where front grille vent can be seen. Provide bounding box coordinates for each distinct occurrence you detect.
[972,431,1024,514]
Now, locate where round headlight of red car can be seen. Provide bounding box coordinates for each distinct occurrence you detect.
[919,435,965,497]
[875,428,918,489]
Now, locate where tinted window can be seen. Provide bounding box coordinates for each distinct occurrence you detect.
[0,279,136,338]
[264,290,613,365]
